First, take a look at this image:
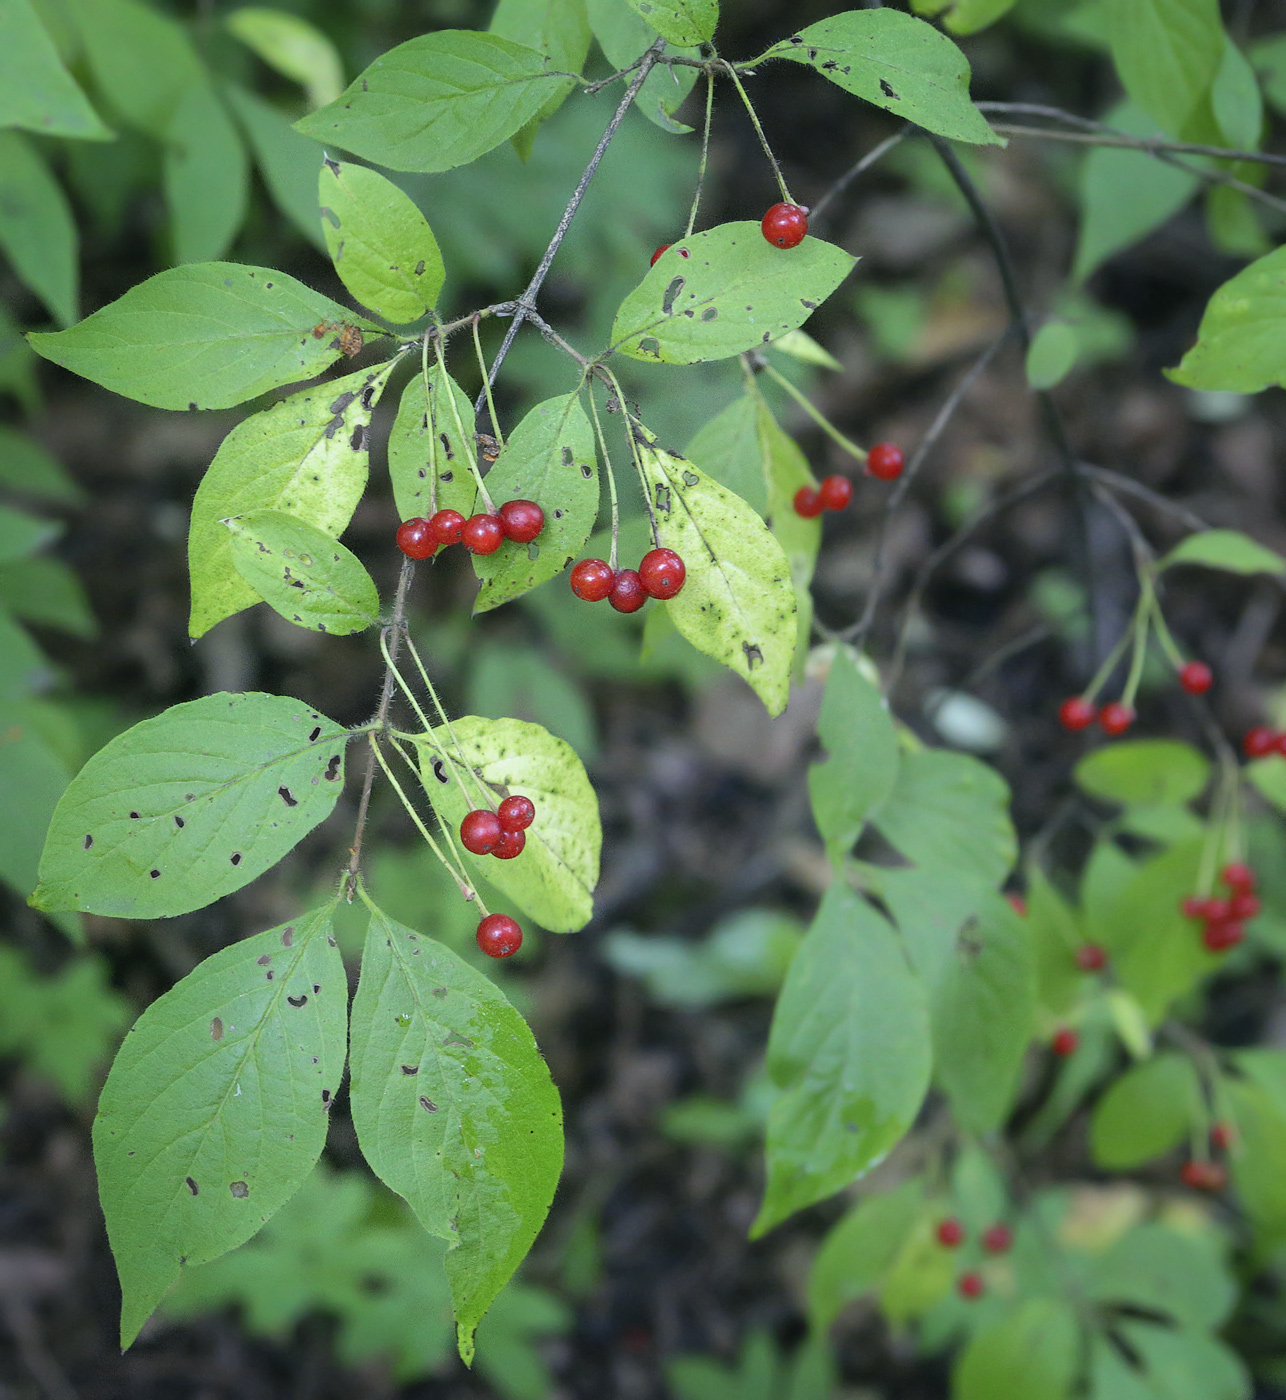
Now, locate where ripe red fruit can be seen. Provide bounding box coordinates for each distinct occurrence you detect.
[1210,1121,1234,1152]
[1203,920,1245,953]
[609,569,647,613]
[650,244,670,266]
[497,794,536,832]
[793,485,824,518]
[462,512,505,554]
[981,1223,1013,1255]
[460,809,502,856]
[818,474,853,511]
[1222,862,1255,892]
[1051,1027,1079,1057]
[493,828,526,860]
[1204,897,1231,923]
[866,442,905,481]
[476,913,522,958]
[1230,891,1260,921]
[1179,660,1213,695]
[1180,895,1207,920]
[1058,697,1097,732]
[761,202,809,249]
[1180,1159,1227,1192]
[936,1218,965,1248]
[1244,725,1276,759]
[1075,944,1106,972]
[1098,702,1135,737]
[428,509,467,545]
[498,498,545,543]
[638,547,686,600]
[396,517,436,560]
[570,558,615,602]
[958,1272,985,1300]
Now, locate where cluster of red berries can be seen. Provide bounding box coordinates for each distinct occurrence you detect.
[1180,1122,1235,1192]
[396,498,545,560]
[476,913,522,959]
[569,548,686,614]
[460,795,535,863]
[794,475,852,518]
[1243,725,1286,759]
[1181,863,1258,954]
[1057,696,1135,737]
[936,1217,1012,1300]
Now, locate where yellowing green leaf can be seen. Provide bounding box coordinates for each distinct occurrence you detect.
[387,363,479,523]
[226,7,344,110]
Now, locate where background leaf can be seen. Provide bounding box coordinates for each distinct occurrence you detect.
[0,0,113,139]
[0,130,78,326]
[952,1299,1078,1400]
[225,7,345,110]
[163,83,250,265]
[1157,527,1286,575]
[1075,739,1211,807]
[1088,1052,1201,1168]
[1105,0,1224,136]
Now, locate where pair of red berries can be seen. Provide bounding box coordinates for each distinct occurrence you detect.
[569,548,686,613]
[935,1219,1012,1254]
[477,913,522,958]
[396,499,545,560]
[1057,696,1135,737]
[1243,725,1286,759]
[460,795,535,862]
[1180,1158,1228,1193]
[794,474,852,518]
[1181,862,1257,954]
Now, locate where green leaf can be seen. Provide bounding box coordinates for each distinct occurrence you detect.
[0,424,83,502]
[1089,1223,1235,1329]
[0,503,59,563]
[295,31,569,174]
[471,393,598,613]
[224,509,379,634]
[916,0,1021,37]
[684,395,767,515]
[0,606,47,701]
[952,1299,1078,1400]
[1075,739,1211,807]
[490,0,591,148]
[29,263,378,411]
[1247,754,1286,813]
[1088,1052,1200,1168]
[1213,37,1263,149]
[1253,32,1286,117]
[466,640,598,763]
[612,223,856,364]
[1115,1322,1251,1400]
[189,359,396,638]
[223,85,326,254]
[769,328,842,371]
[0,701,69,904]
[807,1178,923,1329]
[875,864,994,990]
[349,899,563,1362]
[1157,527,1286,575]
[0,0,112,139]
[416,715,600,933]
[624,0,715,45]
[319,159,444,323]
[753,885,931,1236]
[0,555,97,637]
[1226,1073,1286,1245]
[93,906,346,1347]
[1025,321,1079,390]
[387,362,480,524]
[756,397,820,672]
[1105,0,1223,135]
[636,437,797,715]
[808,647,899,862]
[1168,245,1286,392]
[0,130,78,326]
[225,7,344,110]
[758,10,1000,147]
[31,693,348,919]
[1026,865,1083,1014]
[587,0,698,133]
[164,83,250,265]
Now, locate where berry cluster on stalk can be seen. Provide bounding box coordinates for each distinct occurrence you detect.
[397,498,545,560]
[460,794,536,862]
[1181,863,1258,954]
[569,548,686,613]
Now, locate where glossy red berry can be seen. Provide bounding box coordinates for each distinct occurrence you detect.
[396,517,436,560]
[650,244,670,266]
[1204,920,1245,953]
[638,547,686,600]
[462,512,504,554]
[460,809,502,856]
[1180,1159,1227,1192]
[936,1218,965,1248]
[1075,944,1106,972]
[1210,1121,1234,1152]
[1244,725,1276,759]
[818,474,853,511]
[609,568,647,614]
[866,442,905,481]
[1058,697,1097,732]
[1051,1027,1079,1057]
[958,1271,985,1300]
[476,913,522,958]
[981,1223,1013,1255]
[498,498,545,543]
[570,558,615,602]
[428,508,466,546]
[1098,702,1135,737]
[761,202,808,249]
[1179,660,1213,695]
[1230,891,1260,921]
[493,828,526,860]
[497,794,535,832]
[793,485,824,519]
[1222,862,1255,892]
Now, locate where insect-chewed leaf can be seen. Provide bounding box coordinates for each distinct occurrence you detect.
[319,160,444,323]
[636,438,796,715]
[387,365,479,522]
[30,693,349,919]
[624,0,716,46]
[92,905,347,1347]
[295,30,570,173]
[224,509,379,634]
[612,224,856,364]
[28,263,381,411]
[471,393,597,612]
[0,0,114,140]
[415,716,600,933]
[757,10,1000,146]
[189,359,396,639]
[349,899,563,1362]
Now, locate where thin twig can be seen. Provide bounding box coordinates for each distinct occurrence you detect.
[1081,465,1209,533]
[810,127,911,229]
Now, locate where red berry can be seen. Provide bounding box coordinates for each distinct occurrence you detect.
[1180,1159,1227,1192]
[498,498,545,543]
[1007,894,1028,916]
[1230,891,1260,921]
[460,809,502,856]
[1222,862,1255,892]
[428,509,466,545]
[476,913,522,958]
[818,474,853,511]
[1203,920,1245,953]
[936,1218,965,1248]
[609,569,647,613]
[650,244,670,266]
[1203,898,1231,923]
[1075,944,1106,972]
[1058,697,1097,732]
[866,442,905,481]
[638,547,686,600]
[1181,895,1207,920]
[761,202,808,249]
[793,485,824,518]
[396,517,436,560]
[1098,702,1135,737]
[1052,1027,1079,1057]
[1244,725,1276,759]
[958,1271,985,1300]
[981,1223,1013,1255]
[570,558,615,602]
[1179,660,1213,695]
[497,794,535,832]
[1210,1121,1234,1152]
[462,512,504,554]
[493,828,526,860]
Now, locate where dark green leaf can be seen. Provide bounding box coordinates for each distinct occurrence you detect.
[223,85,326,253]
[0,425,83,502]
[0,556,96,637]
[0,504,59,563]
[0,700,68,904]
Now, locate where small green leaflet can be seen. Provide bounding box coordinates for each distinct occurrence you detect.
[624,0,716,46]
[0,130,78,327]
[807,1178,923,1330]
[636,439,797,716]
[164,83,250,266]
[471,393,598,613]
[319,159,444,324]
[0,504,59,564]
[0,702,70,910]
[31,693,348,919]
[1158,527,1286,576]
[387,365,479,522]
[0,0,113,140]
[753,885,931,1237]
[953,1299,1079,1400]
[1105,0,1224,137]
[28,264,381,411]
[348,899,563,1362]
[0,425,83,502]
[1089,1053,1201,1169]
[612,224,856,364]
[93,906,347,1347]
[225,8,345,110]
[296,31,570,174]
[189,359,396,638]
[755,10,1000,147]
[224,510,379,634]
[1025,322,1079,390]
[1168,245,1286,394]
[416,716,600,933]
[1213,37,1264,151]
[1075,738,1211,807]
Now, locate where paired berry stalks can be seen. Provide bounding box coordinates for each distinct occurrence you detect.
[1243,725,1286,758]
[397,498,545,560]
[1181,862,1258,954]
[791,446,905,518]
[1058,658,1213,738]
[460,794,536,862]
[569,548,686,614]
[935,1219,1012,1254]
[1182,1123,1235,1192]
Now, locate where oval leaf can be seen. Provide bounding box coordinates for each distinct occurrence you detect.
[1158,527,1286,576]
[1089,1053,1201,1169]
[1025,320,1079,390]
[1168,245,1286,394]
[31,693,349,918]
[1075,738,1211,807]
[0,0,114,140]
[953,1299,1079,1400]
[1105,0,1223,137]
[226,7,344,109]
[624,0,716,45]
[0,130,78,327]
[387,364,479,522]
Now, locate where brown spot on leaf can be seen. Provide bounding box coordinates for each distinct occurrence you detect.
[229,1180,249,1198]
[185,1177,199,1196]
[287,994,308,1008]
[420,1096,439,1113]
[211,1018,223,1041]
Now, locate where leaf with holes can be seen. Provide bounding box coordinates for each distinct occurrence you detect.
[225,510,379,635]
[624,0,716,46]
[415,716,600,933]
[471,393,597,613]
[612,224,856,364]
[93,905,346,1346]
[189,359,397,639]
[31,693,348,919]
[349,898,562,1362]
[636,438,797,715]
[387,364,479,522]
[756,395,820,673]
